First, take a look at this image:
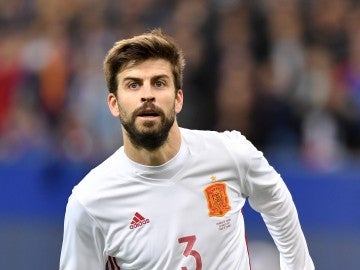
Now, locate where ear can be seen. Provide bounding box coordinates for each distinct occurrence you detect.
[175,89,184,114]
[107,93,120,117]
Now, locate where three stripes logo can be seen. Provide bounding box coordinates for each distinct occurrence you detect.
[129,212,150,230]
[105,256,120,270]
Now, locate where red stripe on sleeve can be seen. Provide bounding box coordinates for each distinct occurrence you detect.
[111,256,120,270]
[106,256,120,270]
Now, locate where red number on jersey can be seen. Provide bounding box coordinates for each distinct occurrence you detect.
[178,235,202,270]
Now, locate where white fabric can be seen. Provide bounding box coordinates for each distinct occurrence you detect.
[60,128,314,270]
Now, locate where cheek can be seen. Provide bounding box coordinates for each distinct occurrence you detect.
[162,95,181,114]
[117,101,132,119]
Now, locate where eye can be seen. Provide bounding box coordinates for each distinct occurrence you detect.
[154,80,165,88]
[128,82,138,90]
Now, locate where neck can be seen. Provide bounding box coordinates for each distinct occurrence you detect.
[123,123,182,166]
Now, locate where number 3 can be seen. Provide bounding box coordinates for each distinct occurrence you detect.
[178,235,202,270]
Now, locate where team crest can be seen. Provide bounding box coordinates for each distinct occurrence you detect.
[204,182,231,217]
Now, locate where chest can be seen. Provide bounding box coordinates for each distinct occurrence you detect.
[99,171,246,269]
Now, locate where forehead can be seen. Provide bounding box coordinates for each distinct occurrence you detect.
[118,58,173,80]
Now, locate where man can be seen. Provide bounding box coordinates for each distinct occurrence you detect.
[60,29,314,270]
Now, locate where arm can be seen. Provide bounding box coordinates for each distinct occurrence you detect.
[60,194,106,270]
[245,147,314,269]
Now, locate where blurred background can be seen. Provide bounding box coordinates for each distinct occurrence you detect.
[0,0,359,269]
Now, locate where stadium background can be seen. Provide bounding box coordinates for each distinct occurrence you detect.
[0,0,359,269]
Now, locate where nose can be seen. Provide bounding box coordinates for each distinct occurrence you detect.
[140,82,155,103]
[141,96,155,103]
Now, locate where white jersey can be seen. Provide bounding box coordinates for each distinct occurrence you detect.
[60,128,314,270]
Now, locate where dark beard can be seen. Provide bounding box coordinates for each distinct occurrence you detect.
[120,104,175,150]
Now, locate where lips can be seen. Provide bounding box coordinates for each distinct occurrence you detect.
[135,105,161,118]
[138,110,159,117]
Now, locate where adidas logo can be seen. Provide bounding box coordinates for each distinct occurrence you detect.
[129,212,150,230]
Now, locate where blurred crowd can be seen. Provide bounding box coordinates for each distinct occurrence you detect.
[1,0,360,172]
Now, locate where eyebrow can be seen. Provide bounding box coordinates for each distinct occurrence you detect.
[122,74,171,83]
[122,77,142,83]
[151,74,171,82]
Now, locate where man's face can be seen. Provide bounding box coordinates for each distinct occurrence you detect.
[108,58,183,149]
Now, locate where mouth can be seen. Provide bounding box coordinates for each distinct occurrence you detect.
[137,109,160,119]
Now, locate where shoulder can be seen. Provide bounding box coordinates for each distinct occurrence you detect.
[71,147,127,206]
[64,192,95,227]
[181,128,253,153]
[180,128,261,171]
[181,128,246,140]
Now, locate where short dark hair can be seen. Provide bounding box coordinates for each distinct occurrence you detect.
[103,29,186,94]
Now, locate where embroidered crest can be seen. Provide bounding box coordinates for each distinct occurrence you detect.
[204,182,231,217]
